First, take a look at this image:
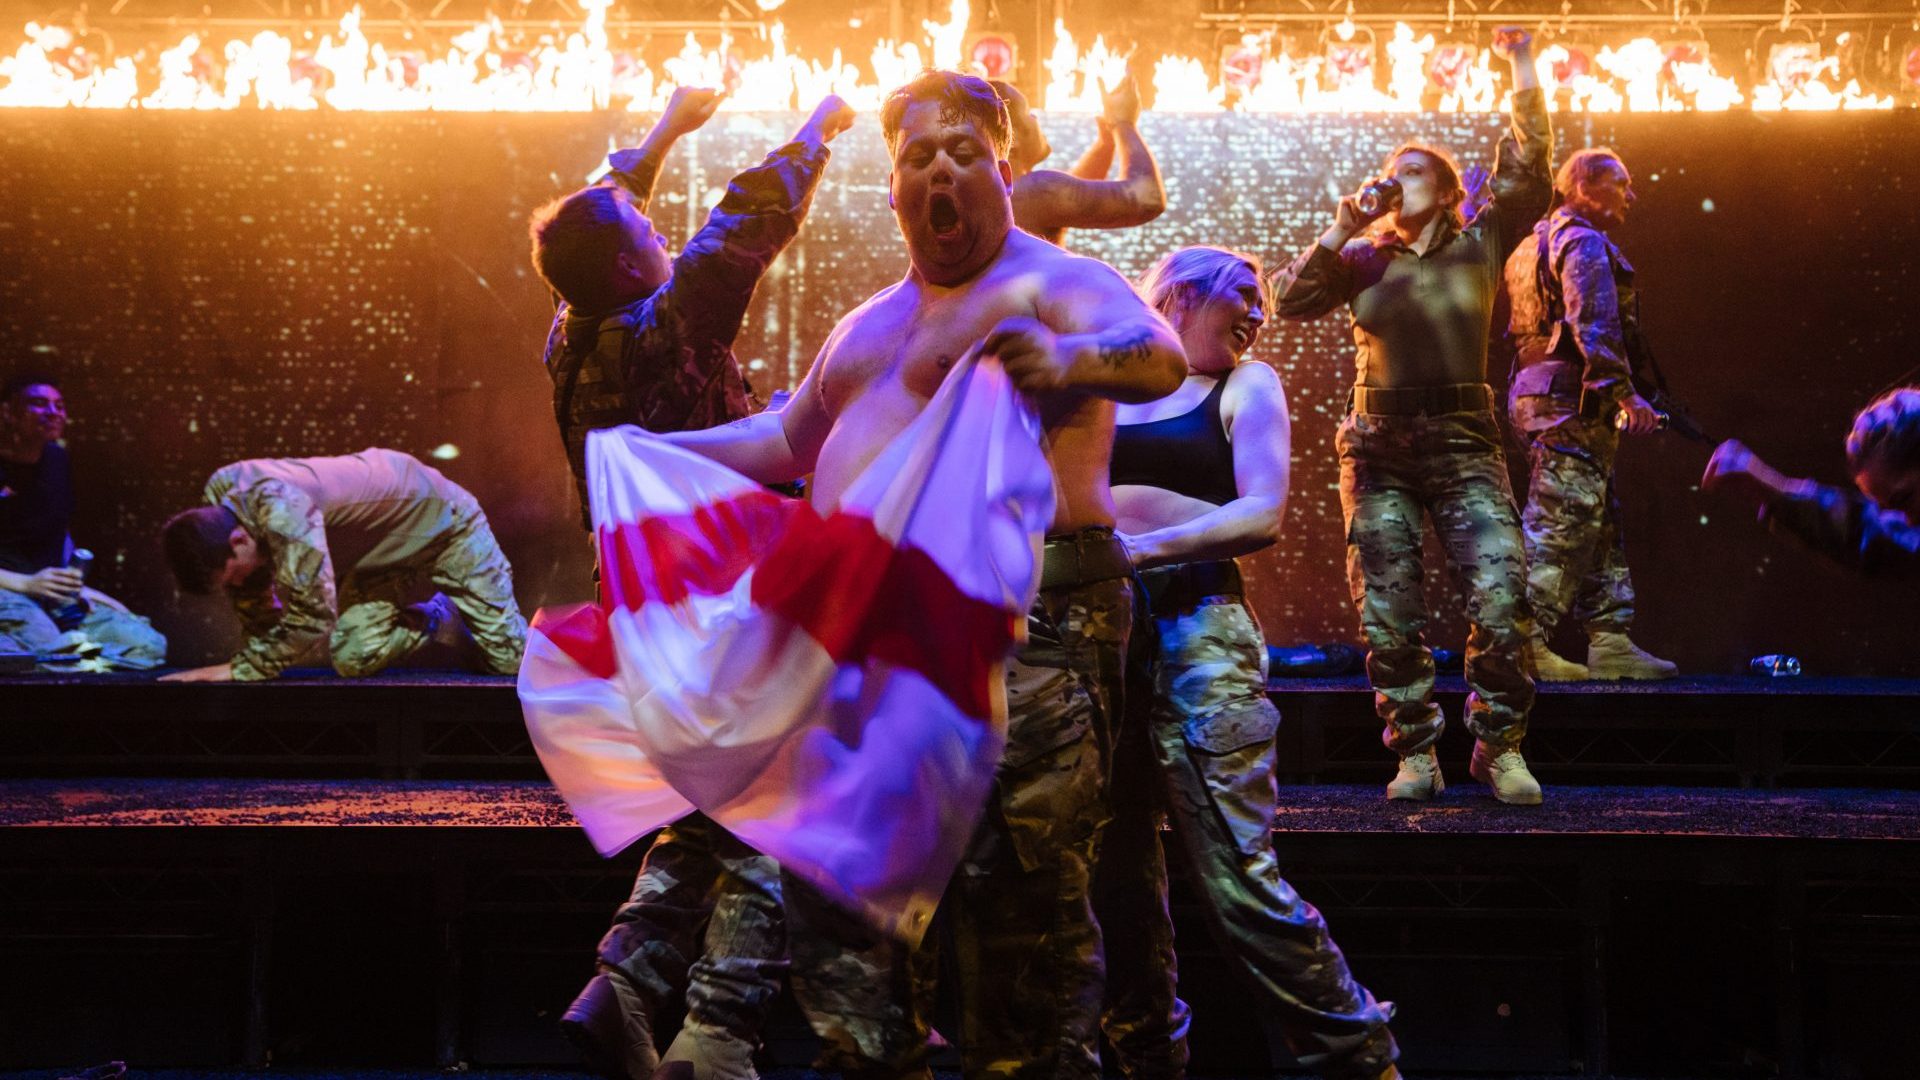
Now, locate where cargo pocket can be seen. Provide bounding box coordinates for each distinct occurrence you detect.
[999,648,1104,872]
[1181,699,1282,857]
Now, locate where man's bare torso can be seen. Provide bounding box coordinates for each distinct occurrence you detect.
[810,230,1120,532]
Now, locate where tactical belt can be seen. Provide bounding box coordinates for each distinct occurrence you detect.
[1040,528,1133,592]
[1349,383,1494,417]
[1141,559,1244,617]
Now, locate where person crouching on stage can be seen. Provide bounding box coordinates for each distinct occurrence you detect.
[1504,148,1678,681]
[1275,26,1550,805]
[1099,247,1401,1080]
[1704,386,1920,578]
[0,373,167,670]
[157,449,526,682]
[992,75,1166,247]
[527,89,854,1080]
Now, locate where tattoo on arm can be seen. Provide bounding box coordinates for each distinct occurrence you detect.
[1098,331,1154,368]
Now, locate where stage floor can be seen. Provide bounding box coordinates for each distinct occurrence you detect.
[4,777,1918,840]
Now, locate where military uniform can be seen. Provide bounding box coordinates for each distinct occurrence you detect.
[1763,482,1920,578]
[546,134,832,1077]
[1276,89,1552,761]
[1096,561,1399,1079]
[1,442,166,670]
[785,533,1132,1080]
[1505,207,1644,642]
[205,449,524,679]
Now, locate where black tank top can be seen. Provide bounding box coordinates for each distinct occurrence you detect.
[1110,376,1238,506]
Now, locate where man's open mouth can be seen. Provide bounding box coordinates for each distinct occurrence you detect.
[928,193,960,238]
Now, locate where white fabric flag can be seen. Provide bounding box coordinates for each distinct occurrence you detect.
[518,351,1055,942]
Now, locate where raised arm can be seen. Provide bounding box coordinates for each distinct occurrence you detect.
[1068,119,1116,180]
[643,95,854,356]
[1482,28,1553,256]
[994,256,1185,405]
[1274,227,1364,322]
[1123,361,1292,569]
[1010,77,1165,234]
[600,86,724,213]
[1704,440,1920,579]
[224,481,338,681]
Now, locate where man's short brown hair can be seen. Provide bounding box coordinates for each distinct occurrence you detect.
[1848,386,1920,476]
[1555,147,1626,199]
[161,505,241,595]
[528,185,639,314]
[881,70,1012,158]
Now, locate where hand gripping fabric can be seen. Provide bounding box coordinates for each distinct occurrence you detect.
[519,351,1056,944]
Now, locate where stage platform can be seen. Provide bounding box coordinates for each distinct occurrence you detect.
[3,777,1916,1077]
[7,671,1919,787]
[4,672,1917,1077]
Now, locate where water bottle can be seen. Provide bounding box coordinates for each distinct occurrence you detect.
[1356,176,1403,219]
[1749,654,1801,677]
[48,547,93,631]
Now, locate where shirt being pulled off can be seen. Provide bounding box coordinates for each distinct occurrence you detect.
[1274,88,1552,392]
[542,138,832,526]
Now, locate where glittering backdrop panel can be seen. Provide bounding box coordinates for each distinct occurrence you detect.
[2,111,1915,673]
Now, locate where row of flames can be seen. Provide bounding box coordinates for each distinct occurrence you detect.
[1,0,1901,112]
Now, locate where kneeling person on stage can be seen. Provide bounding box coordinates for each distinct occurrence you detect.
[1704,386,1920,578]
[157,449,526,682]
[1,373,167,670]
[1100,247,1400,1080]
[1504,148,1678,681]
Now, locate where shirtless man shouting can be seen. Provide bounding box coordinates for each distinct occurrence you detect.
[667,68,1184,1080]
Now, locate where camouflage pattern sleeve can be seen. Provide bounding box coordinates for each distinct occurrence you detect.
[226,479,338,680]
[1554,229,1636,410]
[641,140,833,357]
[1274,242,1361,322]
[1762,482,1920,579]
[603,143,670,214]
[1483,87,1554,260]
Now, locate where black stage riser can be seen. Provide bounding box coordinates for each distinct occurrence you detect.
[3,825,1917,1078]
[8,676,1919,788]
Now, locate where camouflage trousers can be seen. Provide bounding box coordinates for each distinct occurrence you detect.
[785,572,1133,1080]
[597,811,786,1073]
[1337,408,1535,753]
[328,494,527,676]
[0,586,167,671]
[1096,564,1398,1080]
[1515,411,1635,636]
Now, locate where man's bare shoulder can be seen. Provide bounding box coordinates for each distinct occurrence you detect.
[1000,229,1125,285]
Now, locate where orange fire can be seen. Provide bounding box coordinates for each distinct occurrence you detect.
[0,2,1901,112]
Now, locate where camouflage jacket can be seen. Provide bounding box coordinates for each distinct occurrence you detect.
[206,449,470,679]
[1763,482,1920,579]
[543,137,832,524]
[1504,206,1637,428]
[1274,88,1553,390]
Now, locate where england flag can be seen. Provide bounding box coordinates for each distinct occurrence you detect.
[518,350,1055,943]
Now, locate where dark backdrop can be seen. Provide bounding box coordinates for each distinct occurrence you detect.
[2,108,1915,674]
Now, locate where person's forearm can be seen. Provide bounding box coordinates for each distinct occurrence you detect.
[0,568,27,594]
[1111,122,1166,217]
[1069,126,1116,180]
[1508,46,1541,93]
[1058,321,1185,403]
[1275,243,1353,321]
[663,412,808,484]
[1128,493,1285,570]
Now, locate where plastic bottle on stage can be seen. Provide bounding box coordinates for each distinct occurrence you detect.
[1749,654,1802,677]
[48,548,94,631]
[1357,177,1404,219]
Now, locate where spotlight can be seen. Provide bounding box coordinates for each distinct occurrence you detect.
[1220,38,1265,93]
[1425,39,1475,93]
[965,32,1017,80]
